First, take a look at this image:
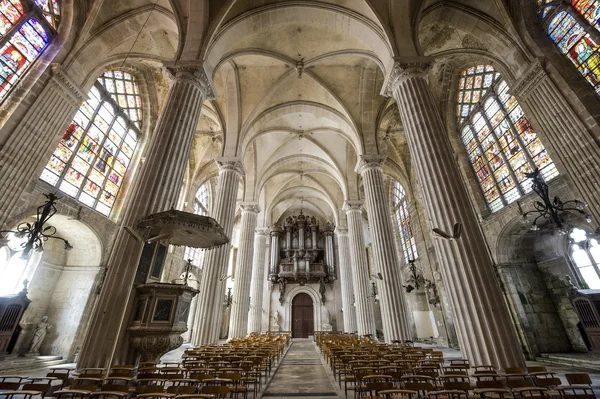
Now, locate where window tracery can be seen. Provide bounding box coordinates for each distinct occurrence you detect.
[40,71,141,216]
[456,64,558,213]
[0,0,60,102]
[184,182,211,267]
[569,227,600,289]
[540,1,600,94]
[392,182,418,262]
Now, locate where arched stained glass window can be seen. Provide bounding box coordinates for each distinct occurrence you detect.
[184,181,211,267]
[392,182,418,262]
[0,0,60,102]
[569,227,600,289]
[40,71,141,216]
[456,64,558,213]
[540,1,600,94]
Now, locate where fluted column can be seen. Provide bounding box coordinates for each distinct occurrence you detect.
[336,227,357,333]
[512,60,600,224]
[0,65,86,228]
[269,225,283,278]
[193,158,244,345]
[389,61,524,368]
[358,155,411,342]
[78,64,211,368]
[343,201,376,337]
[229,203,260,339]
[248,228,269,334]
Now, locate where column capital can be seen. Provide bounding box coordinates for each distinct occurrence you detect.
[343,200,364,213]
[164,62,215,100]
[335,227,348,236]
[240,202,260,214]
[356,154,386,175]
[215,157,245,177]
[50,64,86,107]
[511,59,547,100]
[385,57,434,96]
[255,228,270,236]
[270,224,283,235]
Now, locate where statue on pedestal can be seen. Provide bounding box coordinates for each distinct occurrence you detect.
[27,316,51,355]
[321,306,332,331]
[272,310,280,331]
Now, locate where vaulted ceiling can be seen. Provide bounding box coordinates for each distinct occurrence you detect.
[62,0,540,228]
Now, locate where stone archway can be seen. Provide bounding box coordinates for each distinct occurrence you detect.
[283,285,323,334]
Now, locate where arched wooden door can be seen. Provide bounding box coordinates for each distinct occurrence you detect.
[292,293,314,338]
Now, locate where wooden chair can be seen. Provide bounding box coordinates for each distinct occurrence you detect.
[474,388,513,399]
[200,385,229,398]
[428,389,469,399]
[379,389,418,399]
[21,380,53,398]
[0,392,40,399]
[564,374,593,391]
[0,376,26,391]
[556,385,595,399]
[55,384,98,399]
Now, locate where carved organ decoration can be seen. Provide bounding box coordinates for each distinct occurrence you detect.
[269,211,336,284]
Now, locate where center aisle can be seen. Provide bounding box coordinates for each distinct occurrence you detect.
[262,339,341,398]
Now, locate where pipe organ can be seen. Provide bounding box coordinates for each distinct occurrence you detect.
[269,211,336,284]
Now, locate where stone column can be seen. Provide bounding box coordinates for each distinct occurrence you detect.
[343,201,376,337]
[358,155,411,342]
[229,203,260,339]
[512,60,600,224]
[269,225,282,278]
[192,158,244,345]
[78,65,211,368]
[248,228,269,334]
[0,65,86,228]
[336,227,357,333]
[389,61,524,368]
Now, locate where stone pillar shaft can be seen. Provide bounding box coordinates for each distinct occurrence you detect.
[336,228,357,333]
[390,63,524,368]
[78,65,210,368]
[344,201,376,337]
[192,158,244,345]
[358,156,411,342]
[0,65,85,228]
[229,203,260,339]
[248,229,269,334]
[513,61,600,224]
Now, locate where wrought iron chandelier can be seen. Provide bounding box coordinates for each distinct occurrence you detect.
[404,259,425,293]
[519,168,591,234]
[0,193,72,259]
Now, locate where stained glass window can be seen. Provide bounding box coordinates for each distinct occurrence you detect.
[540,2,600,94]
[456,65,558,213]
[569,228,600,289]
[184,182,211,267]
[0,0,60,103]
[40,71,141,216]
[392,182,418,262]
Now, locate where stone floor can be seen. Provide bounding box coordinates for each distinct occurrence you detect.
[262,339,342,399]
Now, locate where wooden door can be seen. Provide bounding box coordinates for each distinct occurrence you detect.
[292,293,314,338]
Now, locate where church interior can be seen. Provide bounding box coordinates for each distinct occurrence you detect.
[3,0,600,397]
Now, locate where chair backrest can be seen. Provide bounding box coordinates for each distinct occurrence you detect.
[200,385,230,398]
[505,367,525,375]
[506,379,534,389]
[535,378,561,388]
[0,382,20,390]
[70,384,98,392]
[101,384,130,393]
[476,380,504,389]
[526,367,547,373]
[566,374,592,386]
[166,386,196,395]
[21,383,51,393]
[365,381,394,393]
[404,382,434,392]
[135,385,164,394]
[443,382,471,391]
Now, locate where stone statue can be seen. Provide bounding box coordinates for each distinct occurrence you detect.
[272,310,280,331]
[319,277,327,303]
[321,307,332,331]
[278,277,287,305]
[28,316,51,355]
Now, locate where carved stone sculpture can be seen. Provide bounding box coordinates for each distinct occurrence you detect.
[27,316,51,355]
